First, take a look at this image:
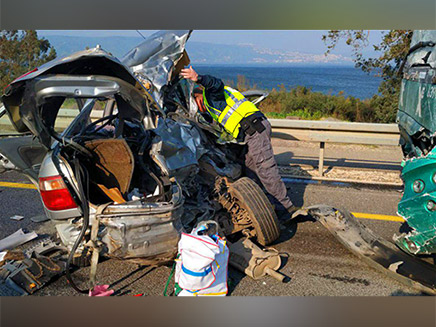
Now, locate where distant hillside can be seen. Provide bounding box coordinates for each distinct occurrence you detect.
[42,35,352,65]
[42,35,142,58]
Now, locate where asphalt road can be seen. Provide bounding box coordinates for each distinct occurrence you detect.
[0,170,426,296]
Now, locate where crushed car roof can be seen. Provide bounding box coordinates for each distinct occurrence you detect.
[122,30,192,106]
[7,46,137,87]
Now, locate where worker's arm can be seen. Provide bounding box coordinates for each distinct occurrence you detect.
[180,66,225,100]
[197,75,225,94]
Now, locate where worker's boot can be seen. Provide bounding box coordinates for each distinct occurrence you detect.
[277,208,290,223]
[278,205,304,230]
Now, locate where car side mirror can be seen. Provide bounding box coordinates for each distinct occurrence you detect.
[241,90,269,105]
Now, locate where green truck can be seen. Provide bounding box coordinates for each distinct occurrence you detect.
[396,30,436,255]
[297,30,436,295]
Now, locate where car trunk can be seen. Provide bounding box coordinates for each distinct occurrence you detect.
[56,133,184,263]
[57,115,184,262]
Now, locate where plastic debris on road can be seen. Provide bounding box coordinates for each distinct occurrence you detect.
[89,285,114,296]
[0,229,38,252]
[10,215,24,221]
[0,245,67,295]
[30,215,50,223]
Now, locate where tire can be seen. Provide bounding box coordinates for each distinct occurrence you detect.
[228,177,280,245]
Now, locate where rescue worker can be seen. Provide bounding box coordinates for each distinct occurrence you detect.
[180,66,297,222]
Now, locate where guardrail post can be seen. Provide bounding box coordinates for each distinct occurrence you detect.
[319,141,325,176]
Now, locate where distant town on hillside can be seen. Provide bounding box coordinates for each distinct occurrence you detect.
[43,35,354,65]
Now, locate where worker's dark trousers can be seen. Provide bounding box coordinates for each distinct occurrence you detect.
[243,119,294,213]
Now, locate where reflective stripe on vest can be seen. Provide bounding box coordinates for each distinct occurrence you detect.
[203,86,259,138]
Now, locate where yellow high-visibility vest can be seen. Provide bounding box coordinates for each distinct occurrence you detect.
[203,86,259,138]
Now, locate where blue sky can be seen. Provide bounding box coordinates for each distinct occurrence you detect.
[38,30,385,57]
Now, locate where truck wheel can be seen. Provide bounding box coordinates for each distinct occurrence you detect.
[228,177,280,245]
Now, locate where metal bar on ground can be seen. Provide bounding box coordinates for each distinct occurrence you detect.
[281,174,403,187]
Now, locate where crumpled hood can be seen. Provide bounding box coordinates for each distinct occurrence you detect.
[121,30,192,106]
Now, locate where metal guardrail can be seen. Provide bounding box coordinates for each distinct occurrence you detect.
[269,119,399,145]
[0,108,103,131]
[0,109,401,176]
[269,119,401,175]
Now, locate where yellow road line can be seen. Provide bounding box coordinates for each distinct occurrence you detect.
[0,182,407,222]
[0,181,37,189]
[352,212,404,222]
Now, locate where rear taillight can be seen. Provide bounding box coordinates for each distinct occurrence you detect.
[39,175,77,211]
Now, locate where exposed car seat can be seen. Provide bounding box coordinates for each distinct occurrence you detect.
[84,139,134,204]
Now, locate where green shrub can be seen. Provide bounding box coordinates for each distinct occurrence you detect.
[258,84,391,123]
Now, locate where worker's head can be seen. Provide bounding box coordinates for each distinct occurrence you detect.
[193,87,206,112]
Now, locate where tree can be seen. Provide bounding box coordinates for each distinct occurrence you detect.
[0,30,56,92]
[322,30,413,123]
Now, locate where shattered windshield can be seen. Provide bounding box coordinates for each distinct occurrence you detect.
[407,30,436,68]
[397,30,436,140]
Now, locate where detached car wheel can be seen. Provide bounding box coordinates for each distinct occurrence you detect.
[228,177,280,245]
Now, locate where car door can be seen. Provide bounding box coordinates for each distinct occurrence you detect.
[0,102,83,183]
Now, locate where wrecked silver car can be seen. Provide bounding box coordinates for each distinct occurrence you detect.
[0,31,280,291]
